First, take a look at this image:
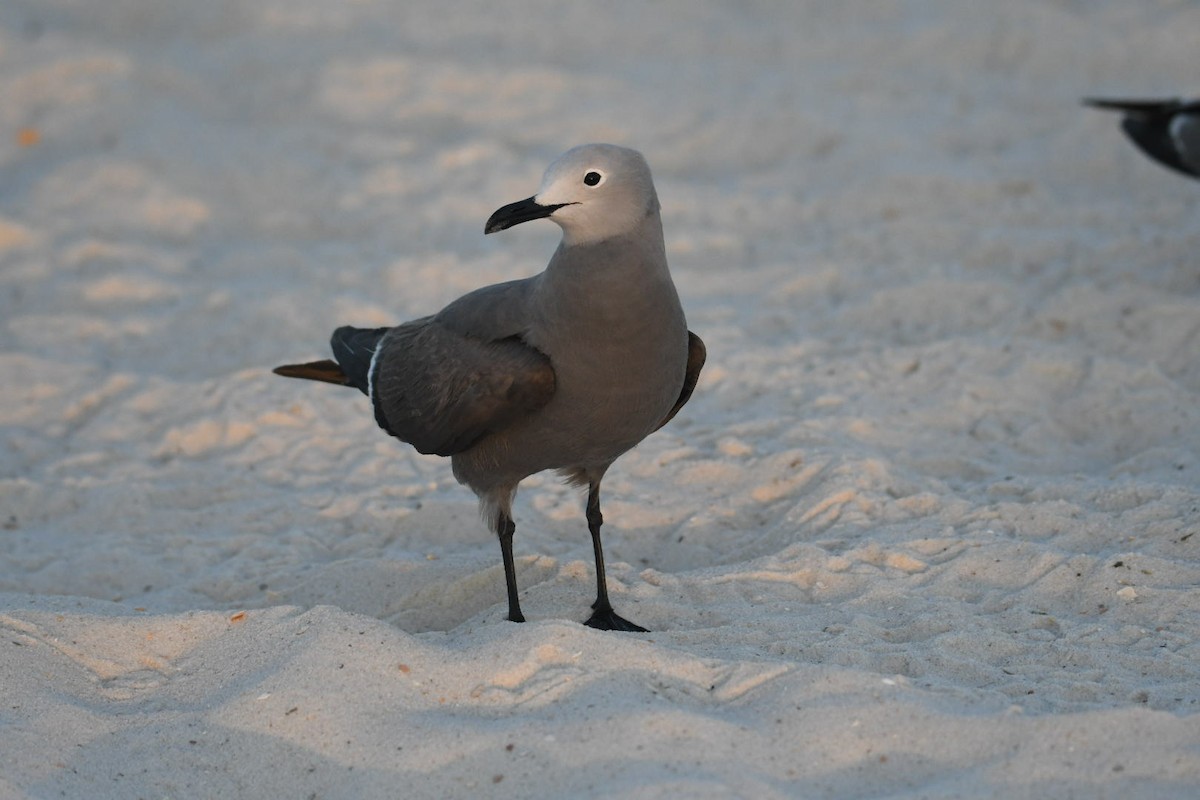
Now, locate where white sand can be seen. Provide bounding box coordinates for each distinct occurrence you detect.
[2,1,1199,797]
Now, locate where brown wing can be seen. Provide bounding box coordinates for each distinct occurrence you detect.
[655,331,705,432]
[371,319,556,456]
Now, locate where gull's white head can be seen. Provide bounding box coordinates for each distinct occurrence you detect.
[485,144,660,246]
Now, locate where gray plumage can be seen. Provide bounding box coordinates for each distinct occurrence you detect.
[274,144,705,631]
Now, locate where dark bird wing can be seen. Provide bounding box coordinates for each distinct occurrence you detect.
[1084,97,1200,179]
[1083,98,1182,115]
[655,331,705,432]
[371,320,555,456]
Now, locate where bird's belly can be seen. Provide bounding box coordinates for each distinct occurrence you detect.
[452,341,684,490]
[529,362,676,460]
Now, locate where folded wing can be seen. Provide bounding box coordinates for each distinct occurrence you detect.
[371,320,556,456]
[655,331,706,432]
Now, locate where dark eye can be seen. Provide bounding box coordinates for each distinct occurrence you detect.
[584,171,602,186]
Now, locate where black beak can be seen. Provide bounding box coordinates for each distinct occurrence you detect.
[484,197,571,234]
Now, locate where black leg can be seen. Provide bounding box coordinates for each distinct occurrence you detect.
[583,482,648,633]
[497,512,525,623]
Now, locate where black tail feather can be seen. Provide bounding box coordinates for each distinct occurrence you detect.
[273,327,390,395]
[330,326,390,395]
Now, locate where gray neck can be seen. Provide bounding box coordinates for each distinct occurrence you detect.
[531,213,682,352]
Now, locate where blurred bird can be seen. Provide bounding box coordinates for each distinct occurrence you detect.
[1084,97,1200,180]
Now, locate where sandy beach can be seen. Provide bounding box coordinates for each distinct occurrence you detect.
[2,1,1198,797]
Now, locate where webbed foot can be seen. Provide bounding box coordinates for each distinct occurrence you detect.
[584,605,648,633]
